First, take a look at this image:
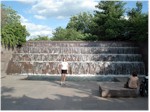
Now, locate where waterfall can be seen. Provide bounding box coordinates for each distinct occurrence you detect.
[8,41,145,77]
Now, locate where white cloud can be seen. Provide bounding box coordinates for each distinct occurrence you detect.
[17,0,98,40]
[57,16,65,19]
[19,14,28,22]
[34,15,46,20]
[30,0,97,19]
[20,15,53,40]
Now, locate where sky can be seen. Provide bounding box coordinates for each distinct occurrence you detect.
[1,0,149,40]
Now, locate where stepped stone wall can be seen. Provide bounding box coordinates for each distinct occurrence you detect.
[137,41,148,75]
[5,41,146,77]
[1,47,15,77]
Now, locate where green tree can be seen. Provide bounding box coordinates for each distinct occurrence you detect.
[66,12,98,41]
[2,23,29,47]
[92,1,126,40]
[1,4,21,28]
[1,4,29,48]
[126,2,148,41]
[66,12,93,33]
[52,27,86,41]
[29,35,50,41]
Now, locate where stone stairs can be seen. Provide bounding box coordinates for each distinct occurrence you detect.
[6,41,145,81]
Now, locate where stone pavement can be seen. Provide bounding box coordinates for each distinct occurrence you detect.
[1,75,149,110]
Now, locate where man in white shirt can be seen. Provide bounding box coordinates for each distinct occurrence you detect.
[60,58,69,85]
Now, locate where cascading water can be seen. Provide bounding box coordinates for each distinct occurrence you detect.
[7,41,145,80]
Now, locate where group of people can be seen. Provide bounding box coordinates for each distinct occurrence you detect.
[59,58,146,95]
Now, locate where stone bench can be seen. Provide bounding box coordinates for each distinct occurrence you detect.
[99,82,138,98]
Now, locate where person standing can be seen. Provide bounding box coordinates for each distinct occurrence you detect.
[60,58,69,85]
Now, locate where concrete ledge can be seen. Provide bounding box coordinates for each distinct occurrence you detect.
[99,82,138,98]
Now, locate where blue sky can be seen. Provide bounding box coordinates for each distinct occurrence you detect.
[1,0,149,40]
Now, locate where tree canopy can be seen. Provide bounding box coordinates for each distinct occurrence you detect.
[1,1,148,43]
[66,12,93,34]
[52,27,86,41]
[28,35,50,41]
[126,2,148,41]
[92,1,127,40]
[1,4,29,48]
[52,1,148,41]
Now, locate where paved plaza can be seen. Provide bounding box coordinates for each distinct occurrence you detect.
[1,75,149,110]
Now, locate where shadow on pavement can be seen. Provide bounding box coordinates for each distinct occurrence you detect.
[1,85,148,110]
